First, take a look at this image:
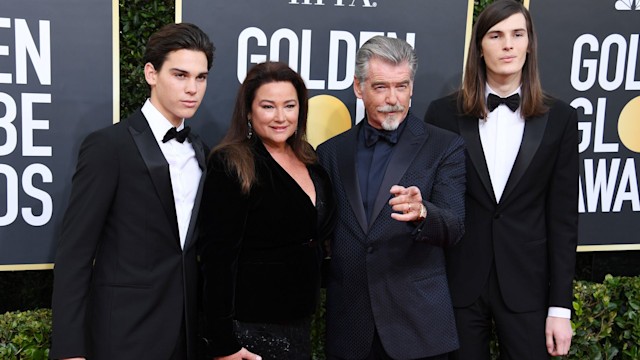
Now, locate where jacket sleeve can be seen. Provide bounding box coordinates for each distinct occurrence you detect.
[50,130,119,358]
[546,105,579,309]
[198,151,248,357]
[413,133,466,248]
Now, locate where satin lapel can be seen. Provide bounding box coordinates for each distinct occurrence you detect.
[501,112,548,203]
[370,115,423,227]
[183,134,207,251]
[190,133,207,170]
[459,116,497,204]
[128,112,179,240]
[337,124,368,233]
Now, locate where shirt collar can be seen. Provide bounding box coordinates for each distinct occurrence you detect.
[486,84,521,100]
[141,99,186,143]
[360,113,408,147]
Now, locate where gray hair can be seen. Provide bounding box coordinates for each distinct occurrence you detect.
[354,36,418,86]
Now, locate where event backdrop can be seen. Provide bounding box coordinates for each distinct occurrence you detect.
[182,0,639,251]
[180,0,471,148]
[0,1,115,267]
[530,0,640,249]
[2,0,639,267]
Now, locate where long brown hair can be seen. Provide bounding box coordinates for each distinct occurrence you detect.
[459,0,548,119]
[213,61,315,194]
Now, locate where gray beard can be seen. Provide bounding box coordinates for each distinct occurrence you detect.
[381,116,401,131]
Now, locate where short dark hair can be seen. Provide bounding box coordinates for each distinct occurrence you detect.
[143,23,215,71]
[215,61,315,193]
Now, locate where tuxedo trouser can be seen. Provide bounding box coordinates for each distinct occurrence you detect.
[449,262,548,360]
[327,328,448,360]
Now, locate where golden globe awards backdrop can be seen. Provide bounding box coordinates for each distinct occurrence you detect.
[178,0,471,148]
[3,1,637,268]
[0,1,116,268]
[530,0,640,250]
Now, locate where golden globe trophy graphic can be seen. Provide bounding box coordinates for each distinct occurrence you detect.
[618,96,640,153]
[307,94,352,148]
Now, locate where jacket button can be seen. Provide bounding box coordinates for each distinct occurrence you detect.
[494,213,501,219]
[367,246,374,254]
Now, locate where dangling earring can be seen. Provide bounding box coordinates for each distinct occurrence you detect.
[247,120,253,139]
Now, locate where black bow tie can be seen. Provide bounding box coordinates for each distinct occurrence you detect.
[487,93,520,112]
[364,124,398,147]
[162,126,191,143]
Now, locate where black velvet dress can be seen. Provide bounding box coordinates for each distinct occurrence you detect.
[198,139,335,360]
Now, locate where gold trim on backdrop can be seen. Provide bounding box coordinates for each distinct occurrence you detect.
[461,0,474,80]
[1,245,638,271]
[1,1,119,271]
[113,0,120,123]
[175,0,182,23]
[0,264,54,271]
[578,244,640,252]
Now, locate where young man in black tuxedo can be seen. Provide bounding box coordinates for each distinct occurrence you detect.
[51,23,214,360]
[425,1,578,358]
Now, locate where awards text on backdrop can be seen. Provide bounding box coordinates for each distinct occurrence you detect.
[572,33,640,214]
[0,18,52,227]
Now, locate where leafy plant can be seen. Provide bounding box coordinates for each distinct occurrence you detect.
[570,275,640,360]
[0,309,51,360]
[119,0,175,119]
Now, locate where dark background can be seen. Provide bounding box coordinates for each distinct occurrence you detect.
[1,0,639,315]
[0,0,113,264]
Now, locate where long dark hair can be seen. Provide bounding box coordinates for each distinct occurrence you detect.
[459,0,547,119]
[214,61,315,194]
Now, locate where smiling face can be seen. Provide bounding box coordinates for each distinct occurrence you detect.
[144,49,209,127]
[250,81,299,150]
[481,12,529,92]
[354,57,413,131]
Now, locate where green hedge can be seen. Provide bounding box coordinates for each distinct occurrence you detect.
[571,275,640,359]
[2,277,638,360]
[119,0,174,119]
[0,309,51,360]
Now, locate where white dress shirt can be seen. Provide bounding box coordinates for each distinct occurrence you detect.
[479,85,525,203]
[479,86,570,319]
[142,99,202,249]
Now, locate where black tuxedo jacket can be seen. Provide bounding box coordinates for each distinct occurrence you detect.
[425,94,578,313]
[51,109,207,360]
[317,113,466,359]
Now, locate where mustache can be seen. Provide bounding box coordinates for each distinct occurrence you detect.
[377,104,405,113]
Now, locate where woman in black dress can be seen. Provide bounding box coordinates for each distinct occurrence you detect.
[198,61,335,360]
